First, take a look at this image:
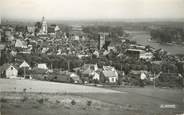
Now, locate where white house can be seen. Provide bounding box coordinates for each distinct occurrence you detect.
[93,50,100,58]
[38,63,48,70]
[130,70,148,80]
[103,50,110,56]
[140,52,153,60]
[103,66,118,83]
[19,61,30,68]
[108,46,116,52]
[140,72,147,80]
[70,73,81,83]
[0,64,18,79]
[15,39,27,48]
[92,72,100,81]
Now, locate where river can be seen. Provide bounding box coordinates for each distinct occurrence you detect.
[125,30,184,55]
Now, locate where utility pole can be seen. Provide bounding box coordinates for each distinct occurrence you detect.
[67,60,70,72]
[153,72,155,88]
[24,67,26,79]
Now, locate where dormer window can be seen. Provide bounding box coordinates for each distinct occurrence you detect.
[11,67,13,70]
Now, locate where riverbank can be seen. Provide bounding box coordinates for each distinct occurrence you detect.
[125,30,184,55]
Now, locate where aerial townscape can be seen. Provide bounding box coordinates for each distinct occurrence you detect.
[0,17,184,88]
[0,0,184,114]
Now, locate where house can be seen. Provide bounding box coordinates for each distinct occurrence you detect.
[93,50,99,58]
[126,49,152,59]
[80,64,99,83]
[48,25,60,36]
[107,41,119,52]
[103,50,110,56]
[71,34,80,41]
[38,63,48,70]
[27,26,35,33]
[0,64,18,79]
[19,61,30,68]
[4,29,12,37]
[77,54,89,59]
[127,70,149,86]
[41,47,49,53]
[126,49,145,59]
[140,72,147,80]
[108,46,116,52]
[8,35,14,41]
[130,44,145,50]
[102,66,118,83]
[82,64,98,75]
[151,61,162,65]
[70,73,81,83]
[10,50,17,56]
[92,71,100,81]
[15,39,27,48]
[140,52,153,60]
[19,61,32,79]
[129,70,148,79]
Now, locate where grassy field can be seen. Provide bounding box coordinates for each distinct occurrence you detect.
[0,79,121,93]
[0,92,147,115]
[0,79,183,115]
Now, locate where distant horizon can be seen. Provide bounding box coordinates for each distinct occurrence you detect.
[1,0,184,22]
[2,17,184,23]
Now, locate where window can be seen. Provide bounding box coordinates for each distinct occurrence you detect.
[11,67,13,70]
[112,78,114,82]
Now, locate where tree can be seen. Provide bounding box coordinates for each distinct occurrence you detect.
[34,22,42,35]
[161,62,178,73]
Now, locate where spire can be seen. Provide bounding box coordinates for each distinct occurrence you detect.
[40,16,47,34]
[42,16,45,22]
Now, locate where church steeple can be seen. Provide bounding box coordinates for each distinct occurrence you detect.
[40,16,47,34]
[42,16,45,22]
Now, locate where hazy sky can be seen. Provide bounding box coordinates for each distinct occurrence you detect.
[1,0,184,20]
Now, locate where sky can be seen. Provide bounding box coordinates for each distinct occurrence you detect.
[0,0,184,21]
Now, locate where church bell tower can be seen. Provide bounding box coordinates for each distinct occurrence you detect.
[40,16,48,34]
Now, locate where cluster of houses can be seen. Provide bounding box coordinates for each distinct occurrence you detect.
[0,16,155,61]
[0,60,119,84]
[0,17,121,84]
[0,17,184,87]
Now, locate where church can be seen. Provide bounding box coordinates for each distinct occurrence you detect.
[39,16,48,35]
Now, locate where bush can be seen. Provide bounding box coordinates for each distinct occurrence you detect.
[44,98,49,102]
[71,99,76,105]
[23,88,27,93]
[32,105,39,109]
[21,96,28,102]
[0,98,7,103]
[37,98,44,104]
[87,100,92,106]
[56,100,60,104]
[155,73,183,88]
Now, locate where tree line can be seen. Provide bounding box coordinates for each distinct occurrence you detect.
[150,27,184,43]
